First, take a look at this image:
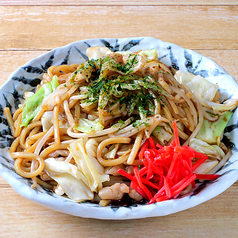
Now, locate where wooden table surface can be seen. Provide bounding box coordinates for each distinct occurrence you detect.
[0,1,238,237]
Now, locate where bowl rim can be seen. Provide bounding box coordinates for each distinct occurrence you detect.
[1,37,238,220]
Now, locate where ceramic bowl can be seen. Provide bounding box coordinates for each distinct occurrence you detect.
[1,37,238,219]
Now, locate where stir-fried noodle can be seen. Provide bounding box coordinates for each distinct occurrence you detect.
[4,47,238,205]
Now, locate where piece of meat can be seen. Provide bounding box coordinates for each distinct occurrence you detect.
[128,189,143,202]
[98,183,129,200]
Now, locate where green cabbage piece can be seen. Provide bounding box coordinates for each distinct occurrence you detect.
[104,144,119,159]
[116,49,158,62]
[196,111,233,145]
[152,126,173,144]
[189,138,225,158]
[21,75,58,127]
[75,118,104,134]
[44,158,93,202]
[204,98,238,112]
[174,70,219,102]
[41,111,69,132]
[69,138,109,192]
[87,47,158,63]
[189,138,226,174]
[86,46,112,60]
[138,49,158,62]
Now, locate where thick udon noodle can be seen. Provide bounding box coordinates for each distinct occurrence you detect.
[4,48,235,204]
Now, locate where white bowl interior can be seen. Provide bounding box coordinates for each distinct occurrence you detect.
[0,37,238,219]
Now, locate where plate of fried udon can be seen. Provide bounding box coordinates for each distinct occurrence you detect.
[1,37,238,219]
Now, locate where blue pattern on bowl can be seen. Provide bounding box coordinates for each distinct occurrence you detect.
[0,37,238,219]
